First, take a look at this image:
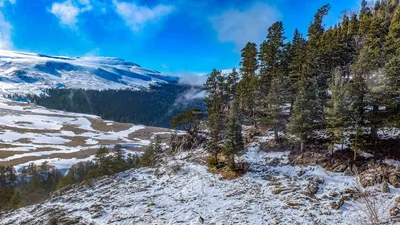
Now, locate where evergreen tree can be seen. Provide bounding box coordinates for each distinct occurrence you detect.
[240,42,259,77]
[326,69,350,155]
[258,21,290,142]
[204,69,225,163]
[289,5,330,152]
[384,4,400,127]
[288,29,307,115]
[224,99,244,169]
[238,43,259,124]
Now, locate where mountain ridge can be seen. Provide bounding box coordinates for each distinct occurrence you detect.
[0,50,179,95]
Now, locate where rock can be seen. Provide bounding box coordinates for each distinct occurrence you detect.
[307,177,324,196]
[358,169,384,187]
[297,169,305,177]
[395,196,400,203]
[268,158,280,167]
[382,180,390,193]
[391,206,400,217]
[335,196,346,210]
[331,163,347,173]
[389,172,400,188]
[58,216,82,225]
[199,216,204,224]
[343,167,354,176]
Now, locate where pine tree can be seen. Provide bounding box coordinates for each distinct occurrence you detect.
[205,69,225,164]
[238,43,259,124]
[226,67,240,101]
[384,4,400,126]
[224,99,244,169]
[259,22,285,94]
[288,29,307,115]
[240,42,259,77]
[347,72,369,160]
[258,21,288,142]
[305,4,331,126]
[326,69,350,155]
[289,5,330,152]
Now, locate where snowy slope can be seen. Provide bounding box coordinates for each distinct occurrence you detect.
[0,50,178,95]
[2,145,399,225]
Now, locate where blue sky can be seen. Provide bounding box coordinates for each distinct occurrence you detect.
[0,0,360,75]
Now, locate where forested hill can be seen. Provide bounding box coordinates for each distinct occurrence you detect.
[25,84,205,128]
[203,0,400,162]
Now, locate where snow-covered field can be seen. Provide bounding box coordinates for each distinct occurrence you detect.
[0,98,172,170]
[0,50,178,95]
[2,144,399,225]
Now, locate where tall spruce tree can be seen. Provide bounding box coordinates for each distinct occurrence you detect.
[288,29,307,116]
[238,42,259,125]
[205,69,225,163]
[224,99,244,169]
[384,4,400,127]
[289,5,330,152]
[326,69,350,155]
[259,22,289,142]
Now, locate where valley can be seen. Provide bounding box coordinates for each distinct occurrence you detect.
[0,97,171,170]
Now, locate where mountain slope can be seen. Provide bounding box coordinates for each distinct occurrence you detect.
[0,50,178,95]
[2,146,395,225]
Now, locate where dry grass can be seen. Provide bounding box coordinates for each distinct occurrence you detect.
[63,136,89,147]
[87,118,132,132]
[0,143,27,148]
[0,125,59,134]
[61,124,90,135]
[0,148,99,167]
[220,168,242,180]
[127,126,170,141]
[15,138,32,144]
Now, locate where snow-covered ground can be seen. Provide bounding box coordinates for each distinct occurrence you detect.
[2,144,399,225]
[0,97,172,171]
[0,50,178,95]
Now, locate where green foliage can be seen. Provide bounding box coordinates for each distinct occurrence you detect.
[170,108,203,136]
[140,136,163,167]
[224,99,244,169]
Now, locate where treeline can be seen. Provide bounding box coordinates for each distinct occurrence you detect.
[207,0,400,160]
[13,83,205,128]
[0,140,162,212]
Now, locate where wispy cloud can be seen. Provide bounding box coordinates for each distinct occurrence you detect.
[0,13,12,49]
[0,0,15,49]
[210,2,281,49]
[49,0,94,28]
[113,0,175,32]
[0,0,15,7]
[172,71,208,87]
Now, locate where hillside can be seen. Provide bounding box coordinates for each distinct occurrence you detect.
[1,142,398,225]
[0,97,172,171]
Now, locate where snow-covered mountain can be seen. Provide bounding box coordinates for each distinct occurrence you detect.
[0,50,179,95]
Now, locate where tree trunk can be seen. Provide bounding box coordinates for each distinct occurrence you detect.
[300,141,305,153]
[353,150,357,161]
[370,105,379,144]
[274,125,279,143]
[289,98,294,117]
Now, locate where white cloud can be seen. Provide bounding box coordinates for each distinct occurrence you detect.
[210,2,281,48]
[113,0,175,32]
[173,71,208,87]
[0,12,12,49]
[0,0,15,49]
[50,0,80,27]
[49,0,94,28]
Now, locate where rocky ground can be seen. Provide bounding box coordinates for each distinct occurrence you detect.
[2,141,400,225]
